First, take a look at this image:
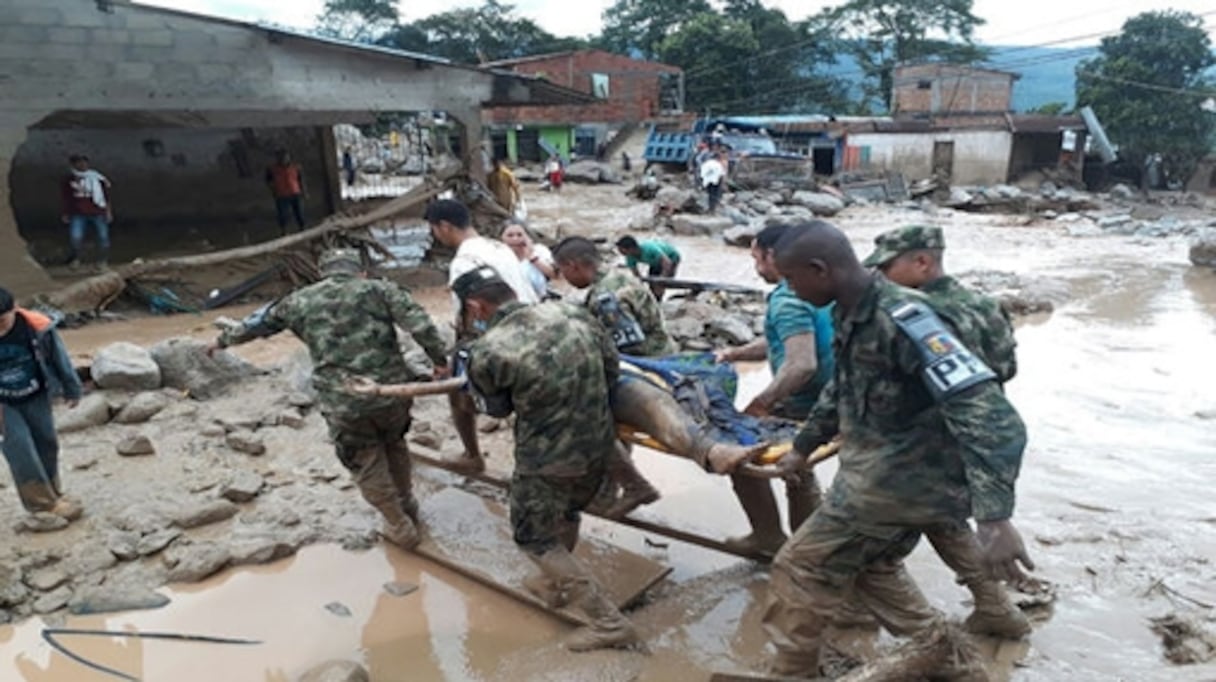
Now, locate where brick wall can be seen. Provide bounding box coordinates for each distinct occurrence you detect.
[893,64,1015,115]
[485,50,680,126]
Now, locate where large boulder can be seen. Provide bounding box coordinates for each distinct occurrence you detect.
[655,187,700,214]
[113,391,170,424]
[91,343,161,391]
[670,214,735,237]
[790,191,845,217]
[724,221,763,247]
[1191,228,1216,268]
[58,393,113,433]
[563,160,622,185]
[150,337,257,400]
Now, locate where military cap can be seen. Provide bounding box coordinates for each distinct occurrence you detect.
[318,248,364,274]
[452,266,507,301]
[863,225,945,268]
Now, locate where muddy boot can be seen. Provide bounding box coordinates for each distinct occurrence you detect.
[531,546,641,652]
[785,470,822,532]
[836,622,989,682]
[381,517,421,549]
[725,475,787,556]
[964,580,1032,639]
[48,496,84,522]
[602,443,659,519]
[523,572,569,609]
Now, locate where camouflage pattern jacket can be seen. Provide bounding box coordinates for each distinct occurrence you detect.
[468,301,619,477]
[793,276,1026,525]
[585,268,676,357]
[219,274,448,418]
[922,275,1017,383]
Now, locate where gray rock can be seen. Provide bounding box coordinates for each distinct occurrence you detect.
[670,214,735,236]
[654,187,700,213]
[198,423,227,438]
[944,187,974,207]
[32,586,73,614]
[171,499,239,529]
[108,531,141,561]
[150,337,258,400]
[1097,214,1137,234]
[1066,222,1103,238]
[164,541,232,583]
[287,391,316,409]
[228,530,306,566]
[220,471,265,503]
[116,434,156,457]
[1109,183,1136,201]
[748,198,775,214]
[563,160,622,184]
[324,601,353,617]
[63,540,119,576]
[58,393,113,433]
[25,566,69,592]
[706,316,756,345]
[136,528,182,557]
[409,431,442,450]
[1190,228,1216,268]
[790,191,845,216]
[383,581,418,597]
[666,318,706,342]
[226,430,266,456]
[723,221,762,247]
[113,392,170,424]
[297,660,370,682]
[240,505,302,528]
[1055,212,1083,223]
[720,206,750,225]
[682,338,713,351]
[110,503,170,534]
[0,564,30,607]
[91,342,162,391]
[276,410,306,430]
[14,513,69,534]
[68,585,170,615]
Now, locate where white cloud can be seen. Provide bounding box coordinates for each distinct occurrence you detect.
[141,0,1215,46]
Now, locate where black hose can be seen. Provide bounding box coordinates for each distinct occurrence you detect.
[41,628,261,681]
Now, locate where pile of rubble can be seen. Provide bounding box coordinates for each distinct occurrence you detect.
[658,292,766,352]
[634,183,846,245]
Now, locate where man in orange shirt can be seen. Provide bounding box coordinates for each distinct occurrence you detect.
[265,150,306,234]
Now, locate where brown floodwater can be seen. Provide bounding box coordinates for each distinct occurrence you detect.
[4,201,1216,680]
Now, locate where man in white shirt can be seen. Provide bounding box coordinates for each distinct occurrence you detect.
[427,199,538,472]
[700,151,727,212]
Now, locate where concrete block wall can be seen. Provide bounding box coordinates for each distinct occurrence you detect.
[847,130,1014,185]
[12,126,334,261]
[893,64,1015,115]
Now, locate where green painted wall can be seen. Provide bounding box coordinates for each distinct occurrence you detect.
[539,126,574,160]
[506,128,519,164]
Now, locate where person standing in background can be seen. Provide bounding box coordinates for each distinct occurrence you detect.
[60,154,112,270]
[266,150,306,234]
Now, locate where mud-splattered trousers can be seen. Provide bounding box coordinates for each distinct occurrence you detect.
[2,392,64,512]
[327,402,419,525]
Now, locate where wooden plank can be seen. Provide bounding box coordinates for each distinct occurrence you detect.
[414,486,670,627]
[411,447,774,563]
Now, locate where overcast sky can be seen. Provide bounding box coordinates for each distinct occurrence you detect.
[141,0,1215,47]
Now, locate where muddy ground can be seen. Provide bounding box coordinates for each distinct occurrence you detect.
[2,182,1216,681]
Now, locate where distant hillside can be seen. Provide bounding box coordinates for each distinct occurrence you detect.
[986,45,1098,112]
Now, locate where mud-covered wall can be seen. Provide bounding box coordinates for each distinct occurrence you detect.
[12,126,335,262]
[848,130,1013,185]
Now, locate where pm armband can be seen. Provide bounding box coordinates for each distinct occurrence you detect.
[888,301,996,401]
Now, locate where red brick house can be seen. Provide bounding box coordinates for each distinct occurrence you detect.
[482,49,684,163]
[892,64,1018,117]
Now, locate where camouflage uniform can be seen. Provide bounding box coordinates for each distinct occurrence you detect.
[466,300,619,554]
[866,225,1029,639]
[218,252,448,540]
[585,267,676,357]
[763,275,1027,676]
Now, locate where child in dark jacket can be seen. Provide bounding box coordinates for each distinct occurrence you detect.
[0,287,84,525]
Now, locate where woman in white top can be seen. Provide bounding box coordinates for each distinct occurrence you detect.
[501,223,555,299]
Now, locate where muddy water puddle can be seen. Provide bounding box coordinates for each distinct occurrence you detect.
[6,203,1216,680]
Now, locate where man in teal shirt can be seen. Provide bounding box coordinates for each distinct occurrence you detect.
[714,223,835,555]
[615,236,681,299]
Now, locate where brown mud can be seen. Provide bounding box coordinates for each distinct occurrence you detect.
[2,184,1216,680]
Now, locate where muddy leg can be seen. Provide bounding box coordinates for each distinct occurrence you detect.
[786,469,823,532]
[448,391,485,473]
[927,523,1031,639]
[601,442,660,519]
[727,475,787,556]
[344,444,420,549]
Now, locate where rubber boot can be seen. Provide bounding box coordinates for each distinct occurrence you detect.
[785,469,822,532]
[725,475,787,556]
[964,580,1032,639]
[602,443,660,519]
[523,573,568,609]
[836,621,989,682]
[530,546,641,652]
[351,447,422,550]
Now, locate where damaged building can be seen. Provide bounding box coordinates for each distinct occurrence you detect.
[0,0,587,296]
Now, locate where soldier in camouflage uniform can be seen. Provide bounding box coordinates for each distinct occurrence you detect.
[864,225,1029,639]
[455,266,641,652]
[552,236,669,518]
[210,249,448,550]
[760,222,1034,678]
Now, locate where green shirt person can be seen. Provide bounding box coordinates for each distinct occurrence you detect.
[615,236,681,299]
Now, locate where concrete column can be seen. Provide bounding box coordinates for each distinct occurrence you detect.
[449,109,486,185]
[0,113,55,298]
[316,125,341,214]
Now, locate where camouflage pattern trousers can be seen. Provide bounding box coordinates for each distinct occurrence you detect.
[510,464,606,555]
[761,504,944,677]
[326,402,418,525]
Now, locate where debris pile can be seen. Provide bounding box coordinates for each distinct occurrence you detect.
[662,293,766,351]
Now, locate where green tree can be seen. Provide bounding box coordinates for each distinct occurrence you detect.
[1077,10,1216,186]
[814,0,989,111]
[601,0,713,59]
[674,3,850,114]
[315,0,398,42]
[1026,101,1069,115]
[382,0,583,63]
